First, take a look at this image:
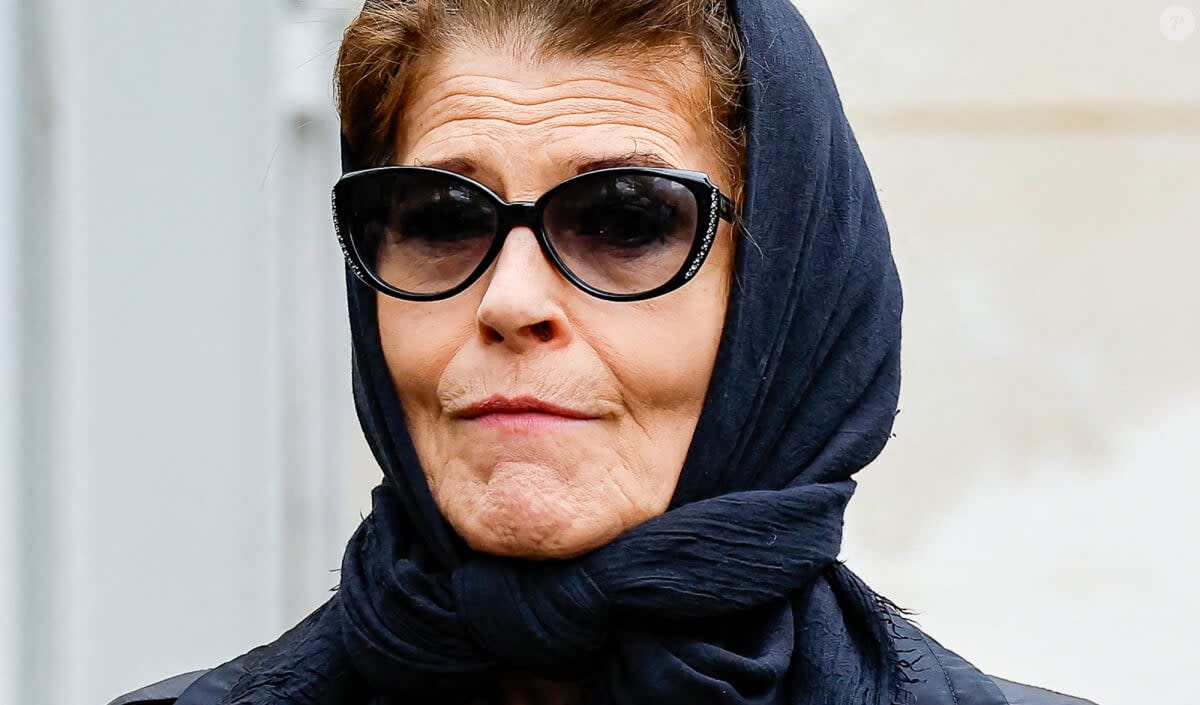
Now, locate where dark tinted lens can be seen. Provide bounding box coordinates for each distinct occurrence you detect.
[342,170,498,295]
[543,172,699,295]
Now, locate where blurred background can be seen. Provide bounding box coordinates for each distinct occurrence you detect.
[1,1,1196,704]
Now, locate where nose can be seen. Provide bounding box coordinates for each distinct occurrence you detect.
[475,227,572,352]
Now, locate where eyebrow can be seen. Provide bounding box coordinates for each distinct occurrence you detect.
[413,150,678,178]
[566,150,678,173]
[415,156,477,175]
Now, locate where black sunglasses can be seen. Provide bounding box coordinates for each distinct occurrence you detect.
[332,165,737,302]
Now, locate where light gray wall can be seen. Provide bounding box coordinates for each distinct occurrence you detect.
[809,4,1200,704]
[1,0,24,701]
[2,2,361,704]
[19,1,284,702]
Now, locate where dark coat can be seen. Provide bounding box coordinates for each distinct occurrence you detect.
[106,619,1099,705]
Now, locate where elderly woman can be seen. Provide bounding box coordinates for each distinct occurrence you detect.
[109,1,1094,704]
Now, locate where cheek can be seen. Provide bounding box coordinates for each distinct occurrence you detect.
[600,235,733,420]
[376,295,472,412]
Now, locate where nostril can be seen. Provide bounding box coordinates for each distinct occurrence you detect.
[481,324,504,344]
[530,321,553,342]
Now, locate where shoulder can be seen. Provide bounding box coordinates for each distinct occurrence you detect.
[105,670,209,705]
[103,657,389,705]
[106,640,1099,705]
[886,609,1098,705]
[106,670,1099,705]
[987,675,1099,705]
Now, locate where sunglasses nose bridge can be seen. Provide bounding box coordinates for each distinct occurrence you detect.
[493,200,548,257]
[503,201,540,233]
[494,200,557,271]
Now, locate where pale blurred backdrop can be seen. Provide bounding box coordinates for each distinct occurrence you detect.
[1,2,1196,704]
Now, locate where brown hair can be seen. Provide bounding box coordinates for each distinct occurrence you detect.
[334,0,746,198]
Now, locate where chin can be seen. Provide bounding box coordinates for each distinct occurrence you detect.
[446,460,620,560]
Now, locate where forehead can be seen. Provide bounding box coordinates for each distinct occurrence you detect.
[395,47,719,194]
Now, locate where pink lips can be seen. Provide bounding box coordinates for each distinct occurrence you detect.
[457,395,597,433]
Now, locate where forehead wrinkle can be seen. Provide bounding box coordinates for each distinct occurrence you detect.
[403,104,699,177]
[406,90,694,142]
[412,69,696,112]
[415,114,693,138]
[412,119,691,175]
[402,63,703,142]
[418,77,672,110]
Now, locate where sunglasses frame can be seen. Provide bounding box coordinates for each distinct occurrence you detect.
[332,165,737,302]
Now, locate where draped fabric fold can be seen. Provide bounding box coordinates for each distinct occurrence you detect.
[210,1,990,704]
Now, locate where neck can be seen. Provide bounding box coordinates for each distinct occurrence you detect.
[498,672,583,705]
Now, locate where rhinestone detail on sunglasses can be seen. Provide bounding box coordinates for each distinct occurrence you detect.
[331,192,365,283]
[685,187,721,281]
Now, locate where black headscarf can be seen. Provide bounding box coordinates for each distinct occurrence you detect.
[197,1,1009,704]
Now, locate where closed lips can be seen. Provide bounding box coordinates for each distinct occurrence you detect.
[457,395,597,420]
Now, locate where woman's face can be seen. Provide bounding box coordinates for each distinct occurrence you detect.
[380,45,737,559]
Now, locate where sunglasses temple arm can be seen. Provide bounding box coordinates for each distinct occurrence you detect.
[718,193,737,223]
